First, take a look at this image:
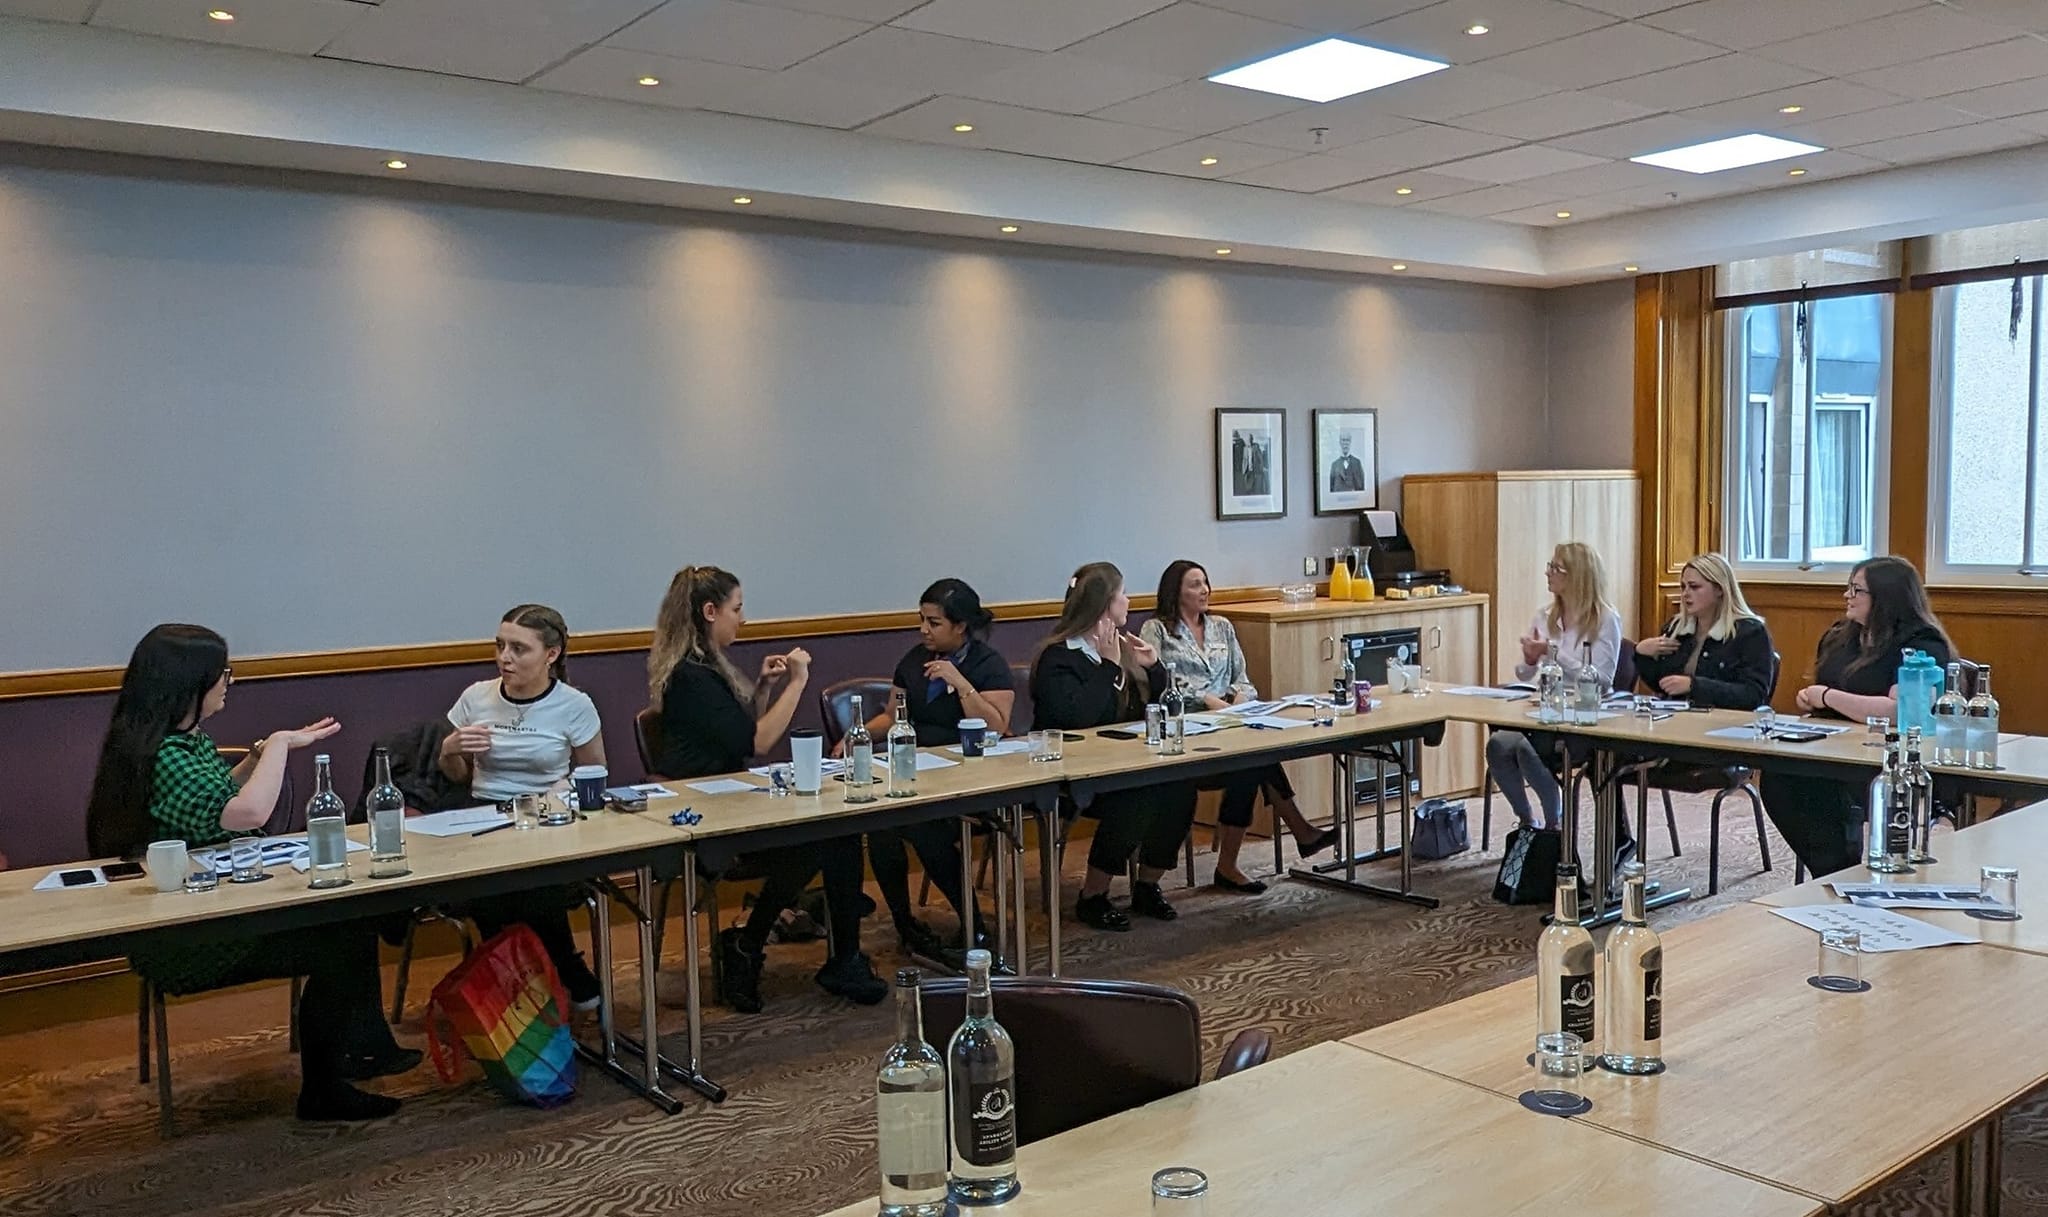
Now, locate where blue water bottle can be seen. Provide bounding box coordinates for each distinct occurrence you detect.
[1895,649,1940,739]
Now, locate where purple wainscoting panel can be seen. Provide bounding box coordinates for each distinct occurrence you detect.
[0,617,1056,868]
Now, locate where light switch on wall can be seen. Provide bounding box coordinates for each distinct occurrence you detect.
[1303,556,1319,576]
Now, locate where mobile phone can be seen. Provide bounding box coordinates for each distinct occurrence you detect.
[58,869,99,887]
[1772,729,1828,743]
[102,861,147,882]
[1097,728,1142,740]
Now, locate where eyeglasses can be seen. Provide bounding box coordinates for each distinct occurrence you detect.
[1545,562,1568,575]
[1844,585,1870,600]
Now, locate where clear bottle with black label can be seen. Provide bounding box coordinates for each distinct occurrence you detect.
[1932,662,1968,767]
[1966,665,2000,771]
[1903,728,1936,866]
[1600,864,1662,1075]
[947,950,1019,1207]
[1537,864,1596,1054]
[1866,733,1911,874]
[878,968,948,1217]
[1332,644,1356,718]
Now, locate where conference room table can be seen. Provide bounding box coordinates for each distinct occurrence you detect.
[811,1041,1826,1217]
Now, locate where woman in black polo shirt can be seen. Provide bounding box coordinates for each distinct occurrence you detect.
[1763,556,1954,877]
[647,566,885,1013]
[858,579,1011,962]
[1030,562,1192,931]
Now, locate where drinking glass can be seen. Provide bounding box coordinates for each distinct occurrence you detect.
[1753,705,1776,739]
[511,793,542,829]
[1033,730,1064,763]
[1865,715,1890,747]
[1144,705,1166,748]
[1979,866,2021,920]
[982,728,1002,755]
[538,790,576,827]
[1633,695,1655,722]
[184,854,219,893]
[1151,1167,1207,1214]
[768,765,793,797]
[1813,928,1863,992]
[228,834,266,883]
[1526,1032,1587,1115]
[1312,698,1336,727]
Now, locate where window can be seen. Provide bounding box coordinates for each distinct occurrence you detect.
[1723,294,1888,568]
[1932,276,2048,574]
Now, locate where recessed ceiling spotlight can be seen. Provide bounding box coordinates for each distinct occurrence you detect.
[1632,132,1823,173]
[1778,104,1803,114]
[952,123,975,133]
[637,76,661,87]
[1207,38,1448,104]
[1555,211,1572,219]
[1391,263,1408,271]
[1199,156,1220,166]
[1215,247,1233,256]
[1624,265,1640,273]
[1394,186,1413,195]
[999,224,1019,233]
[206,9,234,20]
[1465,23,1489,35]
[383,159,408,170]
[1788,167,1808,177]
[732,196,753,205]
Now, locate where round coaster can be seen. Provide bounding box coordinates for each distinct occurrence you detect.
[1967,909,2023,922]
[1593,1055,1666,1075]
[1518,1089,1592,1118]
[1807,975,1872,993]
[227,871,272,884]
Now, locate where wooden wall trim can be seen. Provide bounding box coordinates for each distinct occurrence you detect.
[1634,269,1718,630]
[0,585,1276,701]
[1889,287,1934,571]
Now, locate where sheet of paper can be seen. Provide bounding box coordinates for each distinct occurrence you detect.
[749,758,855,778]
[1442,686,1528,699]
[1525,709,1622,723]
[193,836,367,873]
[1830,881,2005,912]
[687,778,761,795]
[1111,718,1223,738]
[1769,903,1976,951]
[622,783,678,798]
[407,807,512,837]
[1703,719,1854,741]
[884,750,959,772]
[944,739,1035,757]
[1218,699,1288,716]
[34,867,106,892]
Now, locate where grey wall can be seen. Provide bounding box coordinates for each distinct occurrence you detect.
[1542,278,1637,468]
[0,153,1559,673]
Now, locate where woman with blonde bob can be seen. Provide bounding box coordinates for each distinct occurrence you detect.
[1632,552,1775,709]
[1485,542,1623,831]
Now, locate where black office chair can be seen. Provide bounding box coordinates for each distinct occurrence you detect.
[1628,651,1783,895]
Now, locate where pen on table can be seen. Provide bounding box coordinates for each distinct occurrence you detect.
[1246,722,1281,731]
[472,821,514,838]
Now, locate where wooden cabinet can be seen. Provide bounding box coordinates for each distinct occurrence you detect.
[1218,595,1491,826]
[1400,470,1640,682]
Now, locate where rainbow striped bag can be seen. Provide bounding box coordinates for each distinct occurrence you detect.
[425,925,580,1107]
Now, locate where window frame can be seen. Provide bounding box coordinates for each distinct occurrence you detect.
[1927,275,2048,585]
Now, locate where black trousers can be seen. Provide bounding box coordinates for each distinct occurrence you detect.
[1758,771,1864,878]
[1203,764,1295,828]
[466,886,596,990]
[1084,781,1196,875]
[868,821,973,930]
[212,925,396,1084]
[737,836,868,958]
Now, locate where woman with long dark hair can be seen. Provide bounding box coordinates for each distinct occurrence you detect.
[649,566,884,1013]
[1031,562,1192,930]
[85,625,414,1121]
[1763,556,1954,876]
[1140,559,1339,892]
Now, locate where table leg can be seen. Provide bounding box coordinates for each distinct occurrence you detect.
[1291,747,1438,908]
[1038,806,1062,977]
[653,852,728,1104]
[959,818,977,964]
[1010,807,1031,975]
[992,813,1011,967]
[1955,1127,1978,1217]
[1986,1114,2004,1217]
[573,872,684,1113]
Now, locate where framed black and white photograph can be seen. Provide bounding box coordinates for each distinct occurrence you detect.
[1215,408,1286,520]
[1313,408,1379,515]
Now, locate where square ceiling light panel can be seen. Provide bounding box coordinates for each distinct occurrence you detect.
[1631,132,1823,173]
[1208,38,1448,104]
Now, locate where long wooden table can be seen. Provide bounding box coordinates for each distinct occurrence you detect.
[814,1041,1825,1217]
[1347,901,2048,1208]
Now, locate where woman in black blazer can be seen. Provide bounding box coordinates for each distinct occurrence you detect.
[1632,552,1775,710]
[1030,562,1191,932]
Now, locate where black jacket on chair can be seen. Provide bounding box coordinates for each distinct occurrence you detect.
[354,720,473,816]
[1633,616,1776,709]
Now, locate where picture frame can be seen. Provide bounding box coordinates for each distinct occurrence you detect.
[1313,408,1379,515]
[1215,408,1287,520]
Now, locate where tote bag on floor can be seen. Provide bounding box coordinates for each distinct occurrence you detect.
[426,925,579,1108]
[1492,827,1563,906]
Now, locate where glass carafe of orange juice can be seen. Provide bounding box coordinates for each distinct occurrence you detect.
[1348,546,1374,600]
[1328,548,1352,600]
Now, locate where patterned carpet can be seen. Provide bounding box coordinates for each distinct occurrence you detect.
[0,793,2039,1217]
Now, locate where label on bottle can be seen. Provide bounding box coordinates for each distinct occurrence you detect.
[878,1090,948,1177]
[849,744,873,786]
[1642,965,1663,1042]
[954,1079,1017,1167]
[891,745,917,786]
[1886,799,1912,856]
[1560,972,1596,1043]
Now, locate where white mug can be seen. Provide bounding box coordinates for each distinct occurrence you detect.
[791,729,824,795]
[146,839,188,893]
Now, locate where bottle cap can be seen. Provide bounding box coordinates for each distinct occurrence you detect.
[314,753,330,763]
[965,948,991,970]
[895,967,920,987]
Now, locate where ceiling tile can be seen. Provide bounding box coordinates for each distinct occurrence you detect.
[1356,0,1616,66]
[1448,90,1655,141]
[1850,122,2043,164]
[1550,111,1734,157]
[800,25,1039,92]
[1494,197,1634,224]
[1064,2,1313,78]
[861,96,1186,163]
[1781,101,1981,148]
[1678,77,1901,128]
[0,0,94,18]
[707,63,934,126]
[1197,0,1436,33]
[1755,6,2012,76]
[1221,151,1384,191]
[1089,80,1309,134]
[1852,38,2048,101]
[606,0,868,70]
[1590,53,1818,112]
[1511,157,1687,197]
[1709,147,1889,184]
[1112,136,1302,177]
[959,51,1185,114]
[1476,22,1722,89]
[1213,97,1420,151]
[1640,0,1924,51]
[1926,0,2048,35]
[1306,122,1515,172]
[1322,169,1489,203]
[319,0,666,83]
[891,0,1177,53]
[530,45,773,106]
[1560,0,1694,16]
[2003,110,2048,135]
[748,0,923,19]
[89,0,366,53]
[1370,66,1560,120]
[1944,78,2048,120]
[1410,182,1564,215]
[1430,143,1609,182]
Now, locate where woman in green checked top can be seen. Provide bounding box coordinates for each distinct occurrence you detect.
[84,624,417,1122]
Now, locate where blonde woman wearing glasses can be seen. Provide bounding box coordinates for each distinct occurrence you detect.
[1485,542,1622,832]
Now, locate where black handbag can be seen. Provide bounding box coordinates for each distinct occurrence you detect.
[1410,797,1470,861]
[1493,827,1563,905]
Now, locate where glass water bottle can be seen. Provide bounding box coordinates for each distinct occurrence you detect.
[1865,734,1910,874]
[845,694,877,805]
[887,689,919,799]
[304,754,351,890]
[1966,665,2000,771]
[366,746,409,879]
[877,969,948,1217]
[947,950,1019,1206]
[1600,865,1663,1075]
[1932,663,1968,767]
[1537,864,1597,1054]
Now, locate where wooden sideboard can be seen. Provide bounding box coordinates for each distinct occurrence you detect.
[1217,595,1490,828]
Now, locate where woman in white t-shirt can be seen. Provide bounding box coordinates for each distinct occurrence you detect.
[1486,543,1622,832]
[439,604,608,1010]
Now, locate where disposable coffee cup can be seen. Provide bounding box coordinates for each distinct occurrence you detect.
[958,717,988,757]
[791,729,824,794]
[572,765,608,811]
[146,840,188,893]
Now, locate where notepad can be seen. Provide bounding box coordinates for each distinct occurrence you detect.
[687,778,760,795]
[407,807,512,837]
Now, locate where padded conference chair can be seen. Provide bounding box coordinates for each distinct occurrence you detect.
[1628,651,1783,895]
[918,976,1270,1145]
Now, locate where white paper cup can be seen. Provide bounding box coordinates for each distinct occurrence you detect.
[791,730,824,795]
[146,840,188,893]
